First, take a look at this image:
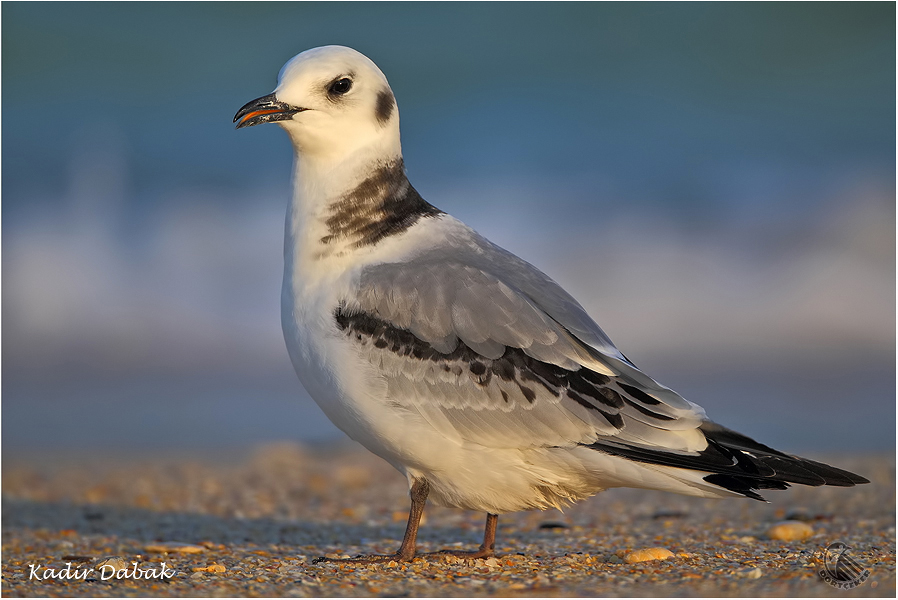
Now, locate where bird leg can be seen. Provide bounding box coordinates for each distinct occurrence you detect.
[425,512,498,560]
[312,477,429,564]
[393,477,429,560]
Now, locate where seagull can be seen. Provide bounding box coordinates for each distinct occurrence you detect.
[234,45,868,562]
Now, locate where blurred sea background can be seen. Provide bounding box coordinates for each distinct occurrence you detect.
[2,3,894,459]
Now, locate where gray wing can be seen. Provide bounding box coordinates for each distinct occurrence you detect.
[342,227,708,452]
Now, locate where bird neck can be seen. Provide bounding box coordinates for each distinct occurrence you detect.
[285,148,442,271]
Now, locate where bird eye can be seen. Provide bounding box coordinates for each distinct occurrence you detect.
[328,78,353,96]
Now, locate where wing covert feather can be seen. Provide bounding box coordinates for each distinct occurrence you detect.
[345,227,707,452]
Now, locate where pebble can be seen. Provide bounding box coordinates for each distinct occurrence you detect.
[737,567,763,579]
[144,541,206,553]
[766,521,814,541]
[192,564,227,573]
[624,547,674,563]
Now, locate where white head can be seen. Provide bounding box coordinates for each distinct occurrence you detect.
[235,46,401,168]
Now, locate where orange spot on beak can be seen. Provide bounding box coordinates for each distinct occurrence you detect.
[237,109,285,126]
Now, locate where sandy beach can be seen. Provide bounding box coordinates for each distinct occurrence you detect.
[2,443,893,597]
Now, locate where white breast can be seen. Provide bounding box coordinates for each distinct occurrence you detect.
[280,209,459,470]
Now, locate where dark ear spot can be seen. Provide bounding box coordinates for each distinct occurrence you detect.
[375,89,395,126]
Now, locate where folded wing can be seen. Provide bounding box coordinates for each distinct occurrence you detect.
[341,228,708,453]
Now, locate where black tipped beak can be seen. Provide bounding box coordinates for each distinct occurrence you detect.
[234,93,305,129]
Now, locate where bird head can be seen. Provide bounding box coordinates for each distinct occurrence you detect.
[234,46,400,165]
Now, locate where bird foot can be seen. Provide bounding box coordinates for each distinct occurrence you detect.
[423,547,495,561]
[311,551,413,565]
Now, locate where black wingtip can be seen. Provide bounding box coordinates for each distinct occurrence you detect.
[587,421,869,501]
[699,423,870,488]
[702,474,783,501]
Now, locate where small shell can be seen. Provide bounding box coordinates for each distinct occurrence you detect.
[624,547,674,563]
[766,520,814,541]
